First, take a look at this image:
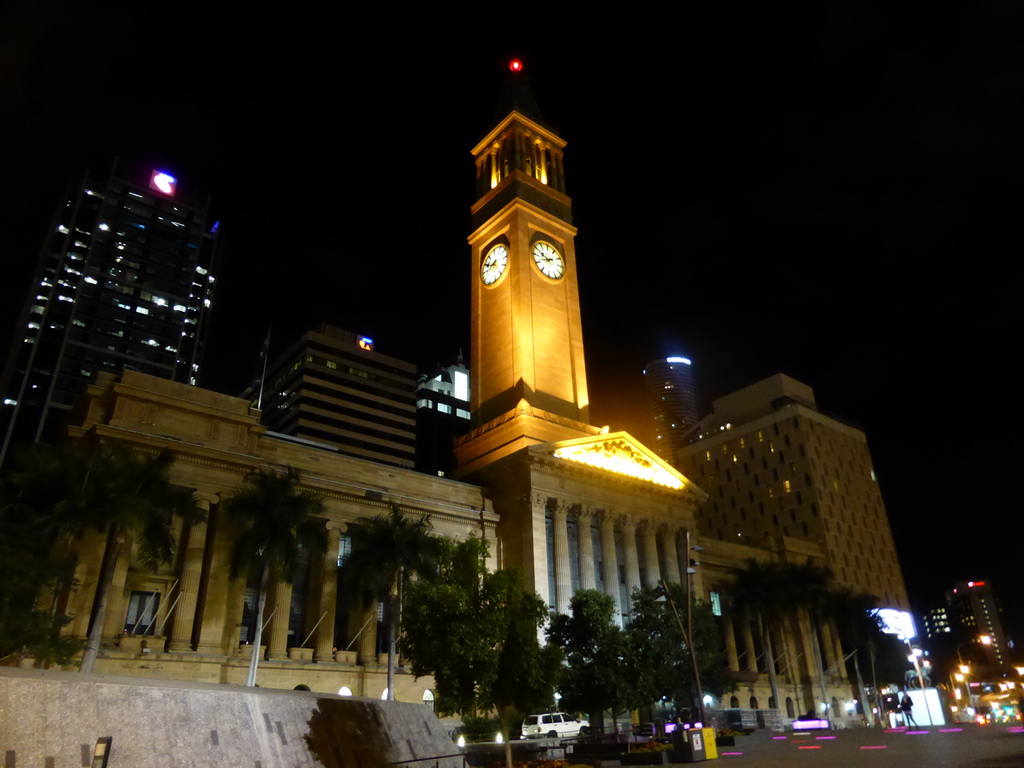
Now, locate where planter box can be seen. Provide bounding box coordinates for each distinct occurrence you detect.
[288,647,314,661]
[234,645,266,660]
[333,650,357,664]
[119,636,166,653]
[621,751,672,765]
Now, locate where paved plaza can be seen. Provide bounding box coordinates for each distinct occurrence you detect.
[691,725,1024,768]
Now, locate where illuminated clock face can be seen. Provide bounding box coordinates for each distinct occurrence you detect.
[532,241,564,279]
[481,244,509,285]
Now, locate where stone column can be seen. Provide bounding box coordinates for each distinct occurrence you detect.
[552,502,571,615]
[168,497,212,652]
[739,610,759,673]
[621,518,641,614]
[640,522,661,588]
[266,579,294,660]
[526,493,551,608]
[101,538,132,642]
[195,499,235,655]
[315,523,342,662]
[721,610,741,671]
[65,529,108,639]
[577,509,597,591]
[660,526,681,584]
[821,618,841,674]
[356,604,378,665]
[598,512,621,617]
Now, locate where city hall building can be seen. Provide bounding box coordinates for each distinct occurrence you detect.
[39,65,900,724]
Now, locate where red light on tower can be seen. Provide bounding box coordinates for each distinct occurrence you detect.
[509,59,523,73]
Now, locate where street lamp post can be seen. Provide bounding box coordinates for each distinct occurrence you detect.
[660,531,707,725]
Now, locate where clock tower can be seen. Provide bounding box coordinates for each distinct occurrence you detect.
[456,61,599,477]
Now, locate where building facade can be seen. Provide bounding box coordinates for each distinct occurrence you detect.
[415,356,471,476]
[35,65,862,722]
[245,324,417,469]
[944,580,1009,670]
[644,356,700,467]
[679,374,910,610]
[0,163,218,465]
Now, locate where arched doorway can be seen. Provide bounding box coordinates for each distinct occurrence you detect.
[423,690,435,711]
[730,696,740,708]
[294,684,311,691]
[786,697,795,718]
[749,696,759,709]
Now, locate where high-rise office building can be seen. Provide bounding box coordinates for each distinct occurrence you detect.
[944,580,1009,669]
[644,355,700,466]
[678,373,910,609]
[248,324,417,469]
[0,162,219,463]
[415,355,471,475]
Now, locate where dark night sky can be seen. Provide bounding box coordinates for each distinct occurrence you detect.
[2,5,1021,645]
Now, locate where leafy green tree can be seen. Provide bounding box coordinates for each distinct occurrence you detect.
[342,504,439,701]
[403,537,561,768]
[3,439,200,673]
[0,495,81,666]
[627,584,735,716]
[548,589,639,731]
[224,467,325,687]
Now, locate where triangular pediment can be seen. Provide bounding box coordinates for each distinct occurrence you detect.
[535,431,705,495]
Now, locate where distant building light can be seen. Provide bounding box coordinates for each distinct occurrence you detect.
[149,170,177,196]
[666,356,691,365]
[357,336,374,351]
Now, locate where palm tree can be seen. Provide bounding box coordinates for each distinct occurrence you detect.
[343,504,439,700]
[827,589,885,726]
[224,467,325,687]
[5,439,201,673]
[730,559,788,716]
[785,561,834,719]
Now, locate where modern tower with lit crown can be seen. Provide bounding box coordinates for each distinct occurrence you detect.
[644,355,700,467]
[0,162,219,463]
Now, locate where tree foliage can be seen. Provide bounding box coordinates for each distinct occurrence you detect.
[224,467,324,686]
[0,495,81,666]
[547,589,640,726]
[626,584,735,714]
[403,537,561,768]
[2,439,200,672]
[342,503,439,700]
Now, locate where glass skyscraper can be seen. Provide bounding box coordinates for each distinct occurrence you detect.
[0,162,219,463]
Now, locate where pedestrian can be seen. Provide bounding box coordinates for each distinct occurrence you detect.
[900,692,918,727]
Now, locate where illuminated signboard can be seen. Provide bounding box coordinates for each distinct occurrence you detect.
[357,336,374,351]
[874,608,916,640]
[149,171,177,196]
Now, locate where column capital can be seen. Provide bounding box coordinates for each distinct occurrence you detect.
[576,506,593,523]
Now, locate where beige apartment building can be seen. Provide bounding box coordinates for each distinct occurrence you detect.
[679,374,910,611]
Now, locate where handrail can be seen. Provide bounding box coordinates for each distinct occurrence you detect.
[390,751,467,766]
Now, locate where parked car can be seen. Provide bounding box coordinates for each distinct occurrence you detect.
[521,712,590,739]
